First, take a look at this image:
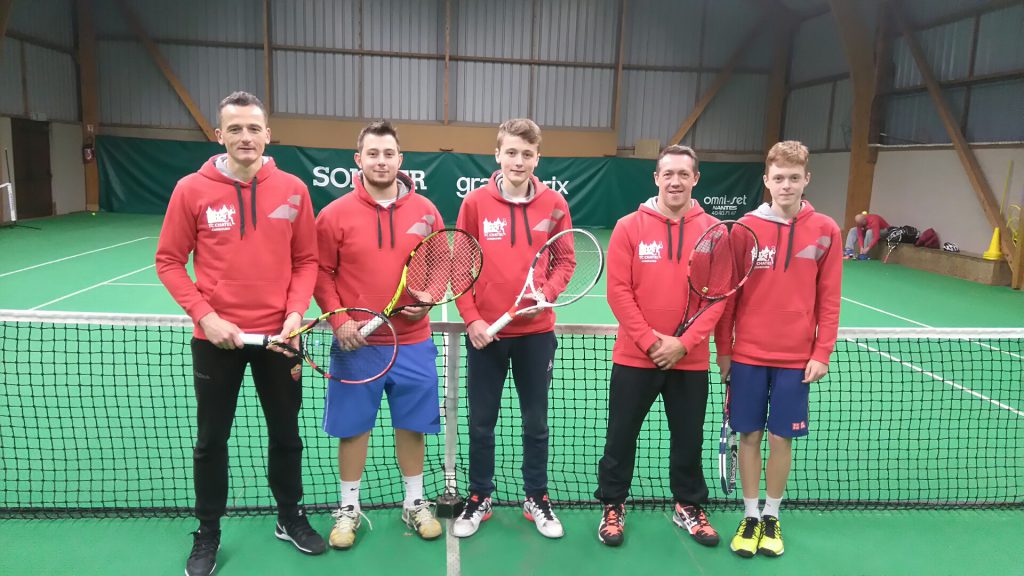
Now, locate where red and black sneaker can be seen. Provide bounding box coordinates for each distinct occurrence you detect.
[598,503,626,547]
[672,503,720,547]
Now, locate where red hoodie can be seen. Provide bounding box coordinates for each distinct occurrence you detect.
[715,200,842,368]
[155,155,318,339]
[607,198,725,370]
[314,172,444,345]
[455,171,573,336]
[856,213,889,251]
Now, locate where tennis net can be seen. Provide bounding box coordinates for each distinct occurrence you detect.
[1,309,1022,517]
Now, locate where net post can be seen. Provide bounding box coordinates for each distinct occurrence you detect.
[436,326,465,519]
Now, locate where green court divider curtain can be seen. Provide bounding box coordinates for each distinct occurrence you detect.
[97,135,764,227]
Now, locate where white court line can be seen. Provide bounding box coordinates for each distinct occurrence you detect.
[106,282,162,287]
[30,265,156,310]
[0,237,155,278]
[842,296,1022,360]
[850,339,1024,417]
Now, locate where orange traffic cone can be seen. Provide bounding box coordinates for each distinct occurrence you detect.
[982,227,1003,261]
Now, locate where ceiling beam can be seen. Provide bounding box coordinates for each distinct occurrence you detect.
[893,6,1014,261]
[114,0,215,141]
[668,18,764,146]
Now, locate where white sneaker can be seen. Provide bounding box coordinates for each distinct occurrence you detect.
[523,494,564,539]
[329,505,371,550]
[452,493,492,538]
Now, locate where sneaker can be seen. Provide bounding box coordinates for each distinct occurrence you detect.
[729,517,763,558]
[597,503,625,547]
[185,527,220,576]
[757,515,784,557]
[275,508,326,555]
[857,254,870,260]
[523,494,564,539]
[402,499,443,540]
[452,493,492,538]
[844,248,855,259]
[672,503,720,547]
[329,505,367,550]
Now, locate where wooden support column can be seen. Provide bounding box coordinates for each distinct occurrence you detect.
[829,0,877,230]
[76,0,100,212]
[669,20,763,145]
[0,0,13,62]
[114,0,215,141]
[894,7,1014,261]
[763,22,792,152]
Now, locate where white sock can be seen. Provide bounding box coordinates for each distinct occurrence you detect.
[403,474,423,509]
[744,497,760,519]
[762,496,782,518]
[340,480,361,512]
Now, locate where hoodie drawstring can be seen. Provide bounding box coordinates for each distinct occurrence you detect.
[388,204,396,248]
[250,178,257,233]
[664,218,684,263]
[521,205,533,246]
[508,203,517,247]
[676,218,684,263]
[784,217,797,271]
[233,181,246,239]
[376,207,383,249]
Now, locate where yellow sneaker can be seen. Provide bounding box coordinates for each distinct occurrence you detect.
[402,499,443,540]
[329,505,366,550]
[758,515,784,557]
[730,517,763,558]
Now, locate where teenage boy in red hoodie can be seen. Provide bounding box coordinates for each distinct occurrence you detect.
[716,141,842,558]
[595,145,725,548]
[314,120,445,550]
[452,119,572,539]
[156,91,324,576]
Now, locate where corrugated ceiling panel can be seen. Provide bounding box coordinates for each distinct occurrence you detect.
[829,79,853,150]
[273,51,360,118]
[452,61,530,125]
[783,83,831,150]
[891,19,973,88]
[974,4,1024,76]
[0,40,25,116]
[966,80,1024,142]
[272,0,359,49]
[536,0,618,64]
[362,57,440,121]
[532,66,614,129]
[9,0,74,48]
[98,40,192,127]
[363,0,441,53]
[452,0,531,59]
[694,73,767,152]
[160,45,263,127]
[702,0,771,69]
[618,70,700,148]
[96,0,261,43]
[624,0,703,68]
[790,12,847,85]
[882,89,966,145]
[24,45,78,122]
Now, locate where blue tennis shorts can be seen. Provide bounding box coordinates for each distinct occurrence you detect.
[322,338,441,438]
[729,361,810,438]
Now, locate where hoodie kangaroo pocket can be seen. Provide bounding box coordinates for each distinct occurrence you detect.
[737,308,814,357]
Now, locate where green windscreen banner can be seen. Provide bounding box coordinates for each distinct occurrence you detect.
[97,135,764,226]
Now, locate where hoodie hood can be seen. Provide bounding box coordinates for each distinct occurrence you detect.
[481,170,555,248]
[637,196,706,263]
[748,199,817,271]
[198,154,280,239]
[352,170,416,250]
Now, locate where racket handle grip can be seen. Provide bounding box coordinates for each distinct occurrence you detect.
[485,313,513,338]
[359,316,385,338]
[239,333,269,347]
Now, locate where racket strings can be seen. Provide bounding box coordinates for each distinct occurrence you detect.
[689,228,734,299]
[321,309,397,384]
[405,230,482,304]
[537,231,602,302]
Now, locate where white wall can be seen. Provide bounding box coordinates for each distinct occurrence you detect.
[805,151,851,226]
[872,148,1024,254]
[50,122,86,214]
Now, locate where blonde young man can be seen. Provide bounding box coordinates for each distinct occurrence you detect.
[453,119,572,539]
[716,141,842,558]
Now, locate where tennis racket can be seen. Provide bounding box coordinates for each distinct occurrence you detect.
[882,228,903,263]
[240,307,398,384]
[719,374,737,495]
[360,227,483,337]
[484,228,604,338]
[673,220,758,337]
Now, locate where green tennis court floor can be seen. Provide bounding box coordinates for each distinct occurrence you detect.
[2,213,1023,576]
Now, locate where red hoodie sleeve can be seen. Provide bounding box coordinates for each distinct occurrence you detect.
[155,181,215,324]
[864,216,882,251]
[606,217,659,355]
[455,194,484,326]
[284,187,317,318]
[811,223,843,364]
[313,205,351,331]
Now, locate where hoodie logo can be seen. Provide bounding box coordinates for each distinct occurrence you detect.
[268,194,302,223]
[754,245,776,269]
[483,218,508,241]
[638,240,664,263]
[206,205,236,232]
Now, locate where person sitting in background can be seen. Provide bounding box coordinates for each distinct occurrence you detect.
[844,212,889,260]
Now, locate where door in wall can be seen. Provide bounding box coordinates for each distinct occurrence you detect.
[11,118,53,219]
